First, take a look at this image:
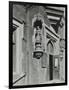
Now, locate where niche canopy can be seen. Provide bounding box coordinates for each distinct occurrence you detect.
[32,14,44,59]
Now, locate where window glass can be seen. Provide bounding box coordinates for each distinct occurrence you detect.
[55,58,58,67]
[47,41,54,54]
[13,29,16,72]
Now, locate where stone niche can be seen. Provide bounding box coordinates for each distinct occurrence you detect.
[32,14,44,59]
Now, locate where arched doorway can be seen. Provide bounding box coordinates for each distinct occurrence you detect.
[47,40,54,80]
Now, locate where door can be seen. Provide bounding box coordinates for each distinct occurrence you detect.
[49,55,53,80]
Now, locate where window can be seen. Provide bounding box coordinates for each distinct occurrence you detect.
[47,41,54,54]
[13,25,17,72]
[54,56,59,68]
[54,58,58,67]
